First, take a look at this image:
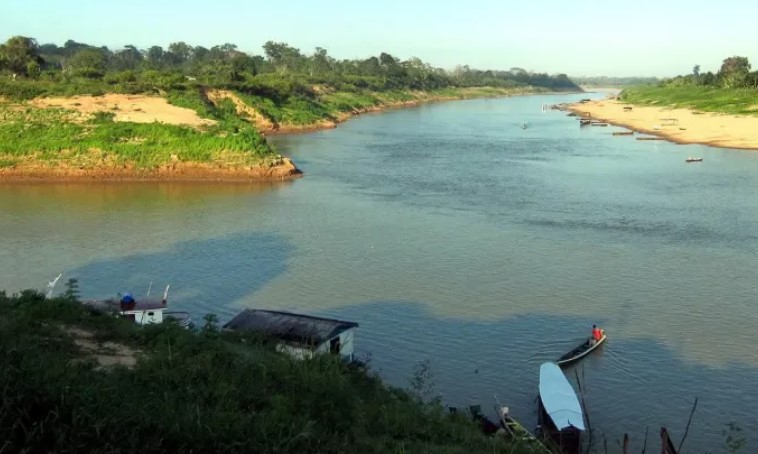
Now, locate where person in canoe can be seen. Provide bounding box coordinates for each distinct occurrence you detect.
[590,325,603,345]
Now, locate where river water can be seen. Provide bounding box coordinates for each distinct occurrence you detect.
[2,92,757,452]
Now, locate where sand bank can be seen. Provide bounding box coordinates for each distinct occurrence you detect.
[0,157,302,182]
[568,99,758,150]
[30,94,216,127]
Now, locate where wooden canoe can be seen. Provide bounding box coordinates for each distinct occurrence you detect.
[556,334,607,367]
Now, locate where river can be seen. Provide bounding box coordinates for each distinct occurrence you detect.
[1,92,757,452]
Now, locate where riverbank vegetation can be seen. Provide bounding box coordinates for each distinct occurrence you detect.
[0,36,579,176]
[0,289,543,453]
[621,56,758,115]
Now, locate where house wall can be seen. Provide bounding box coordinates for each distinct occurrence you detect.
[275,328,357,362]
[126,309,164,325]
[276,344,314,360]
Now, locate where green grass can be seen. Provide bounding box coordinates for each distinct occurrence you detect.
[0,91,275,169]
[621,85,758,115]
[0,290,545,453]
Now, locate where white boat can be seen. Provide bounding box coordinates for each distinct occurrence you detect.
[537,362,585,453]
[83,284,192,328]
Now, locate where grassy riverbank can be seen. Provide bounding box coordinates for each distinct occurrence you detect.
[0,82,562,179]
[0,290,545,453]
[0,36,580,180]
[620,85,758,115]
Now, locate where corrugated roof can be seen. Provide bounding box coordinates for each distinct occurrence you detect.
[222,309,358,346]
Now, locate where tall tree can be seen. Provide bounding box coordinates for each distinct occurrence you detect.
[168,41,193,65]
[263,41,303,73]
[112,45,143,71]
[0,36,43,77]
[68,48,108,78]
[719,56,751,88]
[145,46,164,69]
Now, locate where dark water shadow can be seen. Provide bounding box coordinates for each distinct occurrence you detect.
[69,231,295,318]
[310,300,757,453]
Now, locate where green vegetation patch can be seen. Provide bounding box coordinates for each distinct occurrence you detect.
[621,86,758,115]
[0,90,274,169]
[0,290,543,453]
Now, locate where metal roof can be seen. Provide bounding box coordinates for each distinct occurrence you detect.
[223,309,358,346]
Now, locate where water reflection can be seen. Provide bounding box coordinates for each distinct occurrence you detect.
[67,231,295,319]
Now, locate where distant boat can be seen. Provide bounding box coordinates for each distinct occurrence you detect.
[579,119,591,126]
[685,157,703,163]
[537,362,585,454]
[556,332,607,367]
[612,131,634,136]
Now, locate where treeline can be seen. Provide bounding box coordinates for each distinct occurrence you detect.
[661,56,758,89]
[0,36,580,95]
[569,76,659,87]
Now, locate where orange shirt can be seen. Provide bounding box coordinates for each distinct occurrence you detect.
[592,328,602,340]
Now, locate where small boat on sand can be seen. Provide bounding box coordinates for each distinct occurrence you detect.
[537,362,585,454]
[556,332,607,367]
[685,157,703,163]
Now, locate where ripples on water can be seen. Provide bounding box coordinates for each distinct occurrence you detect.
[2,93,758,452]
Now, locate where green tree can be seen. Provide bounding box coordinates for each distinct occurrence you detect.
[262,41,304,73]
[167,41,193,65]
[719,56,751,88]
[145,45,164,69]
[0,36,44,77]
[67,48,108,78]
[112,45,143,71]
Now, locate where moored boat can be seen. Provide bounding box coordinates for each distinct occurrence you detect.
[498,406,552,453]
[685,157,703,162]
[537,362,585,454]
[83,284,192,328]
[556,332,607,367]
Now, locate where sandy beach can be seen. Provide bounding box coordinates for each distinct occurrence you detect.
[568,99,758,150]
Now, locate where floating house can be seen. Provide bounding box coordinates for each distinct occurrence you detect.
[223,309,359,362]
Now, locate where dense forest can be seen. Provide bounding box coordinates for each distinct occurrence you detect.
[0,36,580,97]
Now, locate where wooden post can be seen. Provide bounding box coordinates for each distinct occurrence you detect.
[622,433,629,454]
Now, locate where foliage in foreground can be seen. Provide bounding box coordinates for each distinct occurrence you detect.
[0,290,543,453]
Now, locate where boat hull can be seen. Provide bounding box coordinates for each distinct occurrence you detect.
[537,397,583,454]
[556,334,607,367]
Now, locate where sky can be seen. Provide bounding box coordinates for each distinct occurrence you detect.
[2,0,757,77]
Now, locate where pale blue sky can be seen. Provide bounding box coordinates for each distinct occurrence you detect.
[2,0,756,77]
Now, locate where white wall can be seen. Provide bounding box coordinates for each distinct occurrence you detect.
[124,309,164,325]
[275,328,357,362]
